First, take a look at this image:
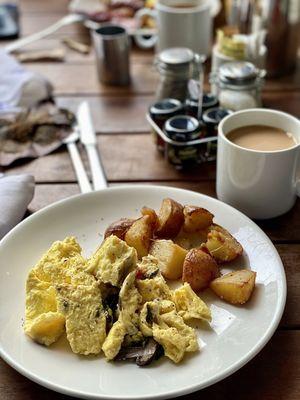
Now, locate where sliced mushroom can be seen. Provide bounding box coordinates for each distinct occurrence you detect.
[114,338,163,366]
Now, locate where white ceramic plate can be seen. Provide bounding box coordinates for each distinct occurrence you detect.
[0,185,286,400]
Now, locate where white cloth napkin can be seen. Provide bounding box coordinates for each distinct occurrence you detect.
[0,49,52,113]
[0,174,35,240]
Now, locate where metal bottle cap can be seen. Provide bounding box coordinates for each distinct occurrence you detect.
[150,98,183,115]
[219,62,259,84]
[158,47,195,65]
[164,115,200,142]
[202,107,232,125]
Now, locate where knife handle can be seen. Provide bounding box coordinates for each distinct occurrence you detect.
[86,145,108,190]
[67,142,92,193]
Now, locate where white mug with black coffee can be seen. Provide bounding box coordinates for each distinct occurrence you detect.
[217,109,300,219]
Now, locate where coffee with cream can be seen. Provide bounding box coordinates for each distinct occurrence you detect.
[227,125,297,151]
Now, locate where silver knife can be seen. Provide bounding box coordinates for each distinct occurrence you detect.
[63,129,92,193]
[77,102,108,190]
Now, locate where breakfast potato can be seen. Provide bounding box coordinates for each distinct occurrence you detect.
[204,224,243,263]
[141,207,159,231]
[183,206,214,232]
[174,229,208,250]
[104,218,136,240]
[149,239,188,280]
[124,215,154,258]
[156,198,184,238]
[210,270,256,304]
[182,248,219,292]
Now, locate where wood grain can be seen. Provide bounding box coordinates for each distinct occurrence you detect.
[20,16,89,37]
[56,92,300,134]
[19,0,69,13]
[1,331,299,400]
[22,62,300,96]
[25,63,158,95]
[4,134,216,182]
[1,0,300,399]
[56,96,153,133]
[263,91,300,117]
[2,39,154,64]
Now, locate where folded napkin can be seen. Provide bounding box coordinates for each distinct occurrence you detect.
[0,49,53,113]
[0,174,35,240]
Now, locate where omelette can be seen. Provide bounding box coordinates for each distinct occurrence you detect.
[25,234,211,364]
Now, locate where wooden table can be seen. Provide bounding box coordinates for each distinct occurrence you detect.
[1,1,300,399]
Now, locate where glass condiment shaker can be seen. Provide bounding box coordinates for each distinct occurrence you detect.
[155,47,204,102]
[164,115,202,169]
[210,61,265,111]
[149,98,183,152]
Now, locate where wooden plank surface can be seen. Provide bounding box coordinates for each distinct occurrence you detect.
[4,134,216,182]
[56,96,154,133]
[1,0,300,399]
[55,92,300,134]
[5,40,154,64]
[25,63,157,95]
[1,331,300,400]
[24,62,300,95]
[20,16,89,37]
[19,0,70,13]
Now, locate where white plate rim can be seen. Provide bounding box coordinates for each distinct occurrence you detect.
[0,184,287,400]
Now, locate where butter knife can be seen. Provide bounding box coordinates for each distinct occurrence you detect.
[77,102,108,190]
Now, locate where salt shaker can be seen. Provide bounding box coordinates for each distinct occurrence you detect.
[155,47,205,102]
[210,61,265,111]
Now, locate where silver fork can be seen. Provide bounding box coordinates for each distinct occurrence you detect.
[63,129,92,194]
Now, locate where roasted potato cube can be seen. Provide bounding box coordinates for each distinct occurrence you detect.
[210,270,256,304]
[205,224,243,263]
[104,218,135,240]
[125,215,154,258]
[182,248,219,292]
[141,207,159,231]
[183,206,214,232]
[174,229,209,250]
[156,198,184,238]
[149,239,188,280]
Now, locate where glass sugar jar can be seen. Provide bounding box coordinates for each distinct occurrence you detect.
[155,47,204,102]
[211,61,266,111]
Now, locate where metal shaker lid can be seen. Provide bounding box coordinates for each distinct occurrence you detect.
[219,62,259,84]
[158,47,195,65]
[150,98,183,115]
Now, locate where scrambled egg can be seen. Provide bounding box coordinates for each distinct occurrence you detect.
[102,320,126,360]
[56,283,106,355]
[139,299,198,363]
[173,283,211,323]
[24,270,65,346]
[135,256,172,303]
[32,237,95,287]
[25,234,211,364]
[102,271,142,359]
[25,237,98,350]
[87,235,137,287]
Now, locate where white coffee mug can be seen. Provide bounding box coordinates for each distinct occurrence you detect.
[217,109,300,219]
[134,0,219,54]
